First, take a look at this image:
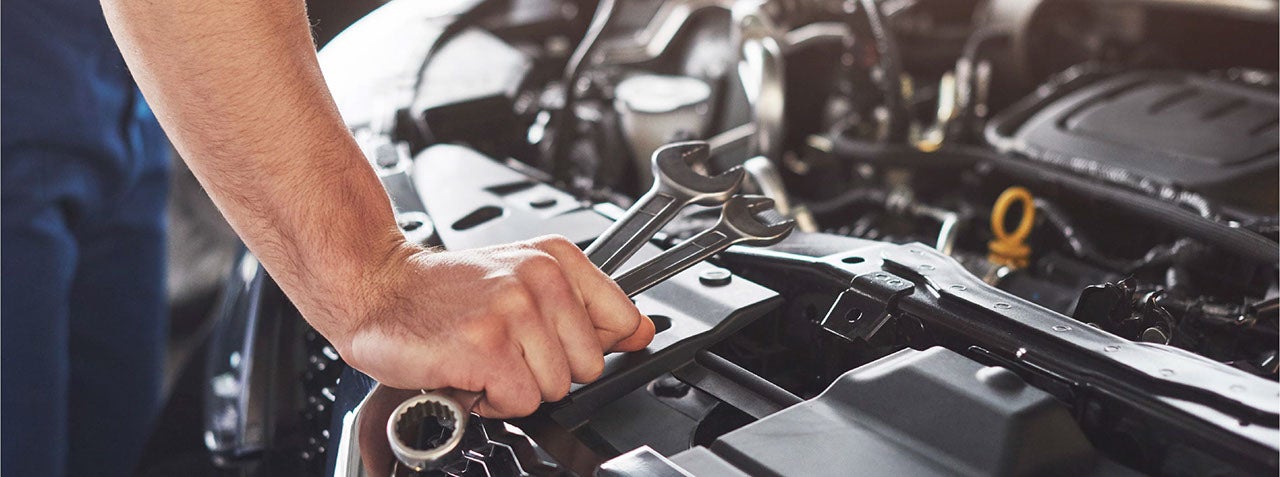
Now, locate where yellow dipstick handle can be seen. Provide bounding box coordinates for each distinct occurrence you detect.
[988,186,1036,269]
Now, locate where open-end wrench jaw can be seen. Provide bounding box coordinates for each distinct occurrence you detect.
[586,140,746,275]
[650,141,746,205]
[719,195,794,247]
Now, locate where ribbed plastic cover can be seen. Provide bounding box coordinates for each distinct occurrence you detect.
[991,71,1278,212]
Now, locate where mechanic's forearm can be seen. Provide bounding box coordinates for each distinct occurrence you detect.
[101,0,405,340]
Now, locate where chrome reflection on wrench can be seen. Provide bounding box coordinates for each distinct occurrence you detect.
[615,195,794,297]
[585,141,745,275]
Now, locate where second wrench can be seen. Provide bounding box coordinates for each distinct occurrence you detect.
[614,195,794,297]
[584,141,745,275]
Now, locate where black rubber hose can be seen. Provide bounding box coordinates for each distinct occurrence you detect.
[1033,198,1112,260]
[547,0,619,182]
[1045,208,1193,269]
[803,187,890,216]
[854,0,909,142]
[396,0,505,146]
[827,134,983,168]
[695,351,803,408]
[989,152,1279,265]
[412,0,502,99]
[823,136,1280,264]
[1036,198,1202,272]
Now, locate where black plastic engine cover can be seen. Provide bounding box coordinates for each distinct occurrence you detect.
[605,347,1136,477]
[989,70,1279,213]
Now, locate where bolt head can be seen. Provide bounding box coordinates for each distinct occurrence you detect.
[699,268,733,286]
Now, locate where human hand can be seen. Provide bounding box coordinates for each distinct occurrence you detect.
[329,235,655,418]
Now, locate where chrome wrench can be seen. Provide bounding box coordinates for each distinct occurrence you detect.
[584,141,745,275]
[614,195,794,297]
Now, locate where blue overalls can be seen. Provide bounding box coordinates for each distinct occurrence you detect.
[2,0,170,474]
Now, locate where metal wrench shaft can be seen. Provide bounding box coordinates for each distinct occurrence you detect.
[614,195,793,297]
[615,227,735,297]
[585,193,684,275]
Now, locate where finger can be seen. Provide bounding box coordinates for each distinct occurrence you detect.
[534,264,605,383]
[585,284,648,351]
[610,313,656,353]
[438,389,486,415]
[474,345,542,418]
[514,315,574,402]
[507,251,578,399]
[534,236,650,350]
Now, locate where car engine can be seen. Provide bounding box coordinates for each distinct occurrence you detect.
[194,0,1279,475]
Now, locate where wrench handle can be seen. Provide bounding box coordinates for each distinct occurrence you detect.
[584,193,683,275]
[614,228,735,297]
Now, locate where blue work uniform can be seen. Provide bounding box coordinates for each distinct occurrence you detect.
[2,0,170,475]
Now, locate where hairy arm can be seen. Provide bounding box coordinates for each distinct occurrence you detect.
[101,0,654,419]
[102,0,397,339]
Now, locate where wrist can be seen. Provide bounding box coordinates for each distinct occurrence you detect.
[319,230,423,356]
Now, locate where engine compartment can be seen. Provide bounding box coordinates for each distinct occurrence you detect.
[329,0,1278,382]
[195,0,1279,475]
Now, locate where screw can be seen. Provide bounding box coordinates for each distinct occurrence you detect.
[653,375,691,398]
[400,220,422,231]
[529,197,557,209]
[699,268,732,287]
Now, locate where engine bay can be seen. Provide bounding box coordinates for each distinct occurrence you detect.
[196,0,1279,475]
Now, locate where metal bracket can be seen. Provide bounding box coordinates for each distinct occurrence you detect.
[820,271,915,342]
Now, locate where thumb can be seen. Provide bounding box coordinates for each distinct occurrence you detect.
[609,314,656,352]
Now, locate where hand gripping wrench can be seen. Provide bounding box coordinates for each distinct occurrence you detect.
[386,144,777,473]
[584,141,746,275]
[613,195,793,296]
[383,195,794,473]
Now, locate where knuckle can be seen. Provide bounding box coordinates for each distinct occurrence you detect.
[514,390,542,416]
[538,235,578,254]
[547,379,571,402]
[626,310,645,333]
[579,355,605,382]
[516,251,559,275]
[461,318,506,350]
[492,284,537,315]
[517,257,569,291]
[600,307,641,334]
[518,238,545,252]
